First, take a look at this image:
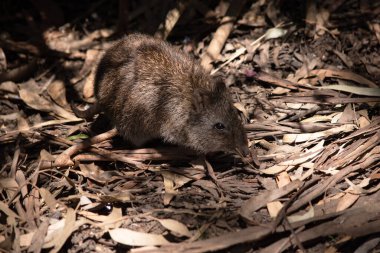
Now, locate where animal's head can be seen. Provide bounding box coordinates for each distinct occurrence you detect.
[186,76,249,156]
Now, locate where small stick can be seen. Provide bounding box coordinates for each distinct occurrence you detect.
[284,105,322,122]
[54,128,118,166]
[204,159,225,200]
[201,0,246,72]
[155,0,188,40]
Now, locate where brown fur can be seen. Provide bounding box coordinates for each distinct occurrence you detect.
[74,34,249,155]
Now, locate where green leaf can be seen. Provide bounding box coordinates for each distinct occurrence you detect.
[68,133,89,141]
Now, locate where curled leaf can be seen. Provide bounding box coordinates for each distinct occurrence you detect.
[109,228,169,246]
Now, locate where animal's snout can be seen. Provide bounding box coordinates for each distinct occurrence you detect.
[237,145,250,157]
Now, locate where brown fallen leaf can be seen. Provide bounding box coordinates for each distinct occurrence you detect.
[19,81,52,112]
[109,228,170,246]
[18,80,79,120]
[43,208,84,252]
[320,84,380,97]
[336,192,359,212]
[283,124,356,144]
[0,47,6,71]
[240,179,302,222]
[287,206,315,223]
[309,69,378,88]
[337,104,355,123]
[99,192,134,203]
[161,170,187,205]
[47,80,68,107]
[267,201,283,218]
[157,219,192,237]
[71,49,101,84]
[39,188,58,212]
[0,201,19,225]
[234,102,249,119]
[0,81,18,93]
[260,140,324,175]
[78,163,109,184]
[78,207,122,229]
[276,171,291,188]
[27,219,49,253]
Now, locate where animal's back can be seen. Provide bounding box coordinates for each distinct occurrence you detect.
[76,33,249,155]
[94,34,201,146]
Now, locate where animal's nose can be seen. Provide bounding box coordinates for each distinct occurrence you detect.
[239,145,250,157]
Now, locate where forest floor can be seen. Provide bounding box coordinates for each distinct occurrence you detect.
[1,1,380,252]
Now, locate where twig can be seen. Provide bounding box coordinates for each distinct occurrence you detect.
[289,148,380,213]
[155,0,189,40]
[0,119,83,143]
[131,225,273,253]
[53,128,118,166]
[284,105,322,121]
[201,0,246,72]
[272,176,320,231]
[284,217,306,253]
[204,159,225,199]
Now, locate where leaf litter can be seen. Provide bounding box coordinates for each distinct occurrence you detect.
[1,1,380,252]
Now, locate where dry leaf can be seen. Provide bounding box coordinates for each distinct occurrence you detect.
[47,80,68,107]
[82,50,103,98]
[287,206,315,223]
[267,201,283,218]
[161,171,177,205]
[358,116,370,128]
[43,208,77,252]
[261,140,324,175]
[234,102,249,119]
[300,167,315,181]
[83,70,95,98]
[79,196,92,207]
[39,188,58,211]
[79,207,122,229]
[240,180,302,221]
[19,232,34,247]
[71,49,101,84]
[40,149,55,162]
[338,104,355,123]
[301,113,340,123]
[283,124,356,144]
[264,27,287,40]
[285,103,314,110]
[331,112,343,123]
[336,193,359,212]
[19,83,52,112]
[0,178,19,191]
[276,171,291,188]
[0,81,18,93]
[157,219,192,237]
[100,191,134,203]
[0,201,19,225]
[260,164,294,175]
[16,113,29,131]
[19,80,78,120]
[309,69,378,88]
[272,87,290,94]
[28,219,49,252]
[109,228,169,246]
[320,84,380,97]
[78,163,108,183]
[161,170,193,205]
[0,48,6,71]
[192,180,219,199]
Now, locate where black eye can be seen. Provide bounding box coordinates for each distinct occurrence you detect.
[214,123,225,130]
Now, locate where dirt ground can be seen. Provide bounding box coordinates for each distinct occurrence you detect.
[1,0,380,252]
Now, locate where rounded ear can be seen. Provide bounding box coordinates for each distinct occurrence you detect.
[192,88,208,112]
[212,75,227,94]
